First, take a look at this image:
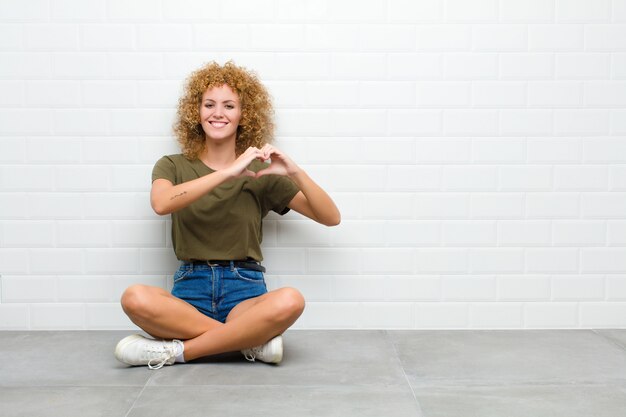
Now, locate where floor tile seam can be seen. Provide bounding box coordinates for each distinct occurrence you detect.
[142,383,413,389]
[409,379,626,389]
[0,384,150,388]
[384,330,426,416]
[122,369,157,417]
[591,329,626,351]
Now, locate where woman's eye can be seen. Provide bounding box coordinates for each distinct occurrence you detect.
[226,105,234,109]
[204,104,213,108]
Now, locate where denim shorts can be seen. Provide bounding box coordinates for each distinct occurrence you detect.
[171,261,268,323]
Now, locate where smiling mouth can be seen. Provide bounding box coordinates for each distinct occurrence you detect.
[209,121,228,128]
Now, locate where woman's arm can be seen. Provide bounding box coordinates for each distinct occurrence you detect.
[151,147,265,215]
[256,144,341,227]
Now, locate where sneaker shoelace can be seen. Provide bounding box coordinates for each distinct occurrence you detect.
[243,345,262,362]
[146,341,177,370]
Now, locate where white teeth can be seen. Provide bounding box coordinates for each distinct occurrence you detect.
[210,122,227,128]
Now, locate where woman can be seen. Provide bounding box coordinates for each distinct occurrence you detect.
[114,61,340,369]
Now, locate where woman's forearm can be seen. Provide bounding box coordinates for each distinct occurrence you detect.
[289,169,341,226]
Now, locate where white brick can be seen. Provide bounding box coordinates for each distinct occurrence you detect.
[0,24,23,50]
[83,138,139,164]
[332,276,385,301]
[415,302,468,328]
[221,0,275,20]
[278,221,331,246]
[499,53,553,79]
[53,110,108,135]
[332,53,386,80]
[526,248,580,273]
[307,248,360,274]
[57,221,110,248]
[305,82,359,107]
[266,82,307,109]
[552,275,605,300]
[360,248,414,274]
[471,193,524,219]
[472,25,527,51]
[583,138,626,163]
[386,221,441,247]
[416,138,471,163]
[580,302,626,327]
[80,24,134,50]
[528,82,582,107]
[442,221,496,246]
[556,0,610,22]
[28,193,83,219]
[326,193,360,220]
[473,138,525,163]
[606,275,626,300]
[584,82,626,107]
[444,54,498,79]
[112,220,165,247]
[31,304,84,330]
[107,0,161,20]
[193,24,248,50]
[415,82,470,107]
[139,248,178,274]
[614,54,626,78]
[275,275,331,302]
[529,25,584,51]
[360,138,414,164]
[331,110,386,136]
[276,0,327,20]
[497,276,551,301]
[1,165,55,191]
[582,192,626,218]
[416,193,469,219]
[82,81,136,107]
[359,81,415,107]
[109,53,162,79]
[51,0,105,20]
[443,166,498,191]
[608,221,626,245]
[110,110,174,135]
[56,166,110,191]
[360,303,413,329]
[0,0,49,20]
[161,0,221,19]
[499,110,553,136]
[526,193,580,218]
[387,166,442,191]
[84,193,137,219]
[616,0,626,21]
[554,110,609,136]
[0,305,30,330]
[137,24,192,51]
[0,249,29,274]
[111,165,151,191]
[250,24,304,50]
[0,81,24,107]
[0,138,25,162]
[306,165,385,192]
[86,303,134,329]
[137,138,179,164]
[24,24,79,50]
[305,24,359,51]
[330,221,385,247]
[469,249,525,273]
[585,25,626,51]
[3,222,55,248]
[385,276,441,301]
[388,110,442,136]
[499,0,554,22]
[360,193,414,219]
[387,0,442,22]
[527,138,581,163]
[1,276,56,302]
[414,25,471,50]
[29,249,83,274]
[53,53,107,79]
[556,53,610,79]
[0,110,52,135]
[472,82,526,107]
[26,138,81,163]
[263,248,306,274]
[85,249,139,274]
[582,249,626,273]
[499,166,553,191]
[553,221,606,246]
[416,249,468,273]
[444,110,498,135]
[445,0,498,22]
[499,221,552,246]
[470,303,523,328]
[612,110,626,134]
[358,24,415,52]
[275,110,331,136]
[297,302,359,328]
[329,0,384,21]
[524,303,578,328]
[554,166,608,191]
[0,53,52,79]
[387,53,442,80]
[442,276,496,300]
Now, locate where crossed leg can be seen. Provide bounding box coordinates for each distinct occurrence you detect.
[120,284,305,361]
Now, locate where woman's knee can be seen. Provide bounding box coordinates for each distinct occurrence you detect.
[120,284,158,318]
[272,287,305,322]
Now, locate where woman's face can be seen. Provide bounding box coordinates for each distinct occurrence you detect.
[199,84,242,144]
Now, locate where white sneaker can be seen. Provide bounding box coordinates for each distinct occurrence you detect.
[242,335,283,364]
[115,334,183,370]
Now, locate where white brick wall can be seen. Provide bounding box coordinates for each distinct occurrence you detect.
[1,0,626,330]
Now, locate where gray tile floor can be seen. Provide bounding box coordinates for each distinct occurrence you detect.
[1,330,626,416]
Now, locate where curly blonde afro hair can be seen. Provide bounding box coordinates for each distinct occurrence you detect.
[173,61,274,160]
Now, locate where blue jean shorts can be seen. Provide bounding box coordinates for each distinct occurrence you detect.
[171,261,268,323]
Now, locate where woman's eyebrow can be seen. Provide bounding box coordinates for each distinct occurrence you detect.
[203,98,236,103]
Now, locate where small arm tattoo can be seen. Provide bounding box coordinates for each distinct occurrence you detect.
[170,191,187,200]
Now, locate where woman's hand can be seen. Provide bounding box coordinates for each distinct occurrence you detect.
[223,146,266,179]
[256,144,301,178]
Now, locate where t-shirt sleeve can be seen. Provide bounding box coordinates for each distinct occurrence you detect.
[263,175,300,216]
[151,155,177,184]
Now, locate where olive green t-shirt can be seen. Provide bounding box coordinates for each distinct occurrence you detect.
[152,154,300,262]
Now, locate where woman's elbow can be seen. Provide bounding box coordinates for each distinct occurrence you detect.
[324,213,341,227]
